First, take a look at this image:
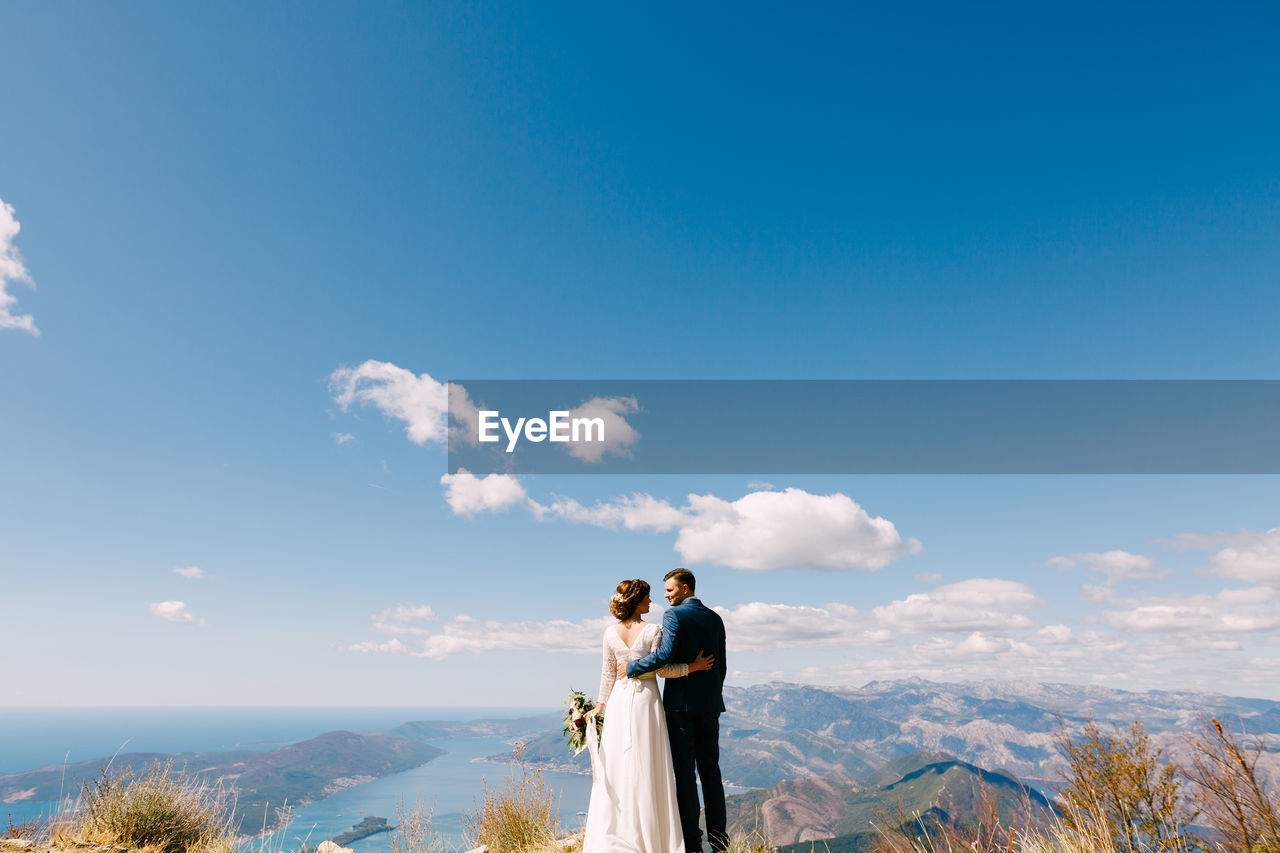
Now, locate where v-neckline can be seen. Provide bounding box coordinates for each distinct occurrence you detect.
[614,622,645,649]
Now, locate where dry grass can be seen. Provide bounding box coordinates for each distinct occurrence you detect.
[872,774,1050,853]
[874,810,1074,853]
[1055,721,1198,853]
[1181,717,1280,853]
[61,759,235,853]
[868,789,1205,853]
[3,813,45,840]
[462,745,559,853]
[388,800,448,853]
[497,837,580,853]
[721,827,779,853]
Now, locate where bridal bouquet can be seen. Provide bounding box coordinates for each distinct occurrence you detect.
[563,689,603,755]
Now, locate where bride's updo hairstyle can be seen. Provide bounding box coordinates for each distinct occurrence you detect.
[609,579,649,621]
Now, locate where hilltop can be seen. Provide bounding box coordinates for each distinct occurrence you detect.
[726,750,1055,849]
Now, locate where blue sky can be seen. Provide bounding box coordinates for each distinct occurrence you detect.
[2,1,1280,706]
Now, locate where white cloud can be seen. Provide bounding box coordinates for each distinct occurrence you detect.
[910,632,1030,662]
[1081,583,1119,604]
[1103,585,1280,634]
[329,361,448,445]
[378,604,438,621]
[371,604,439,635]
[903,628,1133,670]
[148,600,197,624]
[0,198,38,337]
[1029,624,1074,644]
[333,432,356,445]
[560,396,641,462]
[1048,549,1163,582]
[446,382,483,448]
[350,607,611,659]
[873,578,1042,633]
[763,626,1136,689]
[349,638,408,655]
[540,493,687,532]
[351,600,891,659]
[345,586,1236,691]
[347,579,1049,663]
[1131,635,1243,661]
[672,489,921,571]
[1159,528,1280,585]
[414,617,608,659]
[1208,529,1280,585]
[439,469,531,516]
[715,602,890,651]
[173,566,204,580]
[442,481,920,572]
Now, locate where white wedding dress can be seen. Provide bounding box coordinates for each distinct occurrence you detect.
[582,622,688,853]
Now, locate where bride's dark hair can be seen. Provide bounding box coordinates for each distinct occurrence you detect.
[609,579,649,621]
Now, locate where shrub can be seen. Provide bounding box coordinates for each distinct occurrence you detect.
[75,759,233,853]
[1055,721,1200,853]
[462,745,559,853]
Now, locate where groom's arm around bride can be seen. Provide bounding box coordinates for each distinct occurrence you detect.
[626,568,729,853]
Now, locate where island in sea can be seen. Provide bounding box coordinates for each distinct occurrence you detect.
[331,816,392,847]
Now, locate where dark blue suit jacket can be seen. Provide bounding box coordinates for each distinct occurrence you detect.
[626,598,727,713]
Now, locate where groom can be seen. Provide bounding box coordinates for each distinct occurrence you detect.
[627,568,728,853]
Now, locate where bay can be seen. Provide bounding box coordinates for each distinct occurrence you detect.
[0,709,741,850]
[258,737,592,853]
[0,709,587,850]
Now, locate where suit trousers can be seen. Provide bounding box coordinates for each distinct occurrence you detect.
[665,710,727,852]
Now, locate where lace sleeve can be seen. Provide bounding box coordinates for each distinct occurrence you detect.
[650,625,689,679]
[598,629,617,708]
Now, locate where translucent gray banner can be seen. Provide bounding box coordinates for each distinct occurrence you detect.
[446,380,1280,474]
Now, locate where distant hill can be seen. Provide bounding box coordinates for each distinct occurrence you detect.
[391,712,562,742]
[0,731,443,834]
[493,679,1280,789]
[727,750,1056,849]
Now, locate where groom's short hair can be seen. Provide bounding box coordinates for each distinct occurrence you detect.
[665,568,695,593]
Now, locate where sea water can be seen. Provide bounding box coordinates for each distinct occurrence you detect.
[0,709,589,850]
[257,737,592,853]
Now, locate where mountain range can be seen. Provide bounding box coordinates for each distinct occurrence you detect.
[505,678,1280,788]
[9,678,1280,845]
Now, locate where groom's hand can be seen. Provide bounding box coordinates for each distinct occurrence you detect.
[615,659,628,680]
[689,649,715,673]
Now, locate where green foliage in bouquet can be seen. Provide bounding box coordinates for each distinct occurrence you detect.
[563,689,604,755]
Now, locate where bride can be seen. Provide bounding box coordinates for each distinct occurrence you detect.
[582,579,715,853]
